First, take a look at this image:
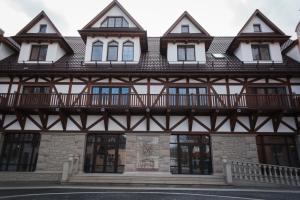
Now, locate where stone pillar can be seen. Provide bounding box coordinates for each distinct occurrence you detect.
[211,134,258,174]
[125,133,170,173]
[36,132,86,172]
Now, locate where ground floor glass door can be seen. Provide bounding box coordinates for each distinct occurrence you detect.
[84,134,126,173]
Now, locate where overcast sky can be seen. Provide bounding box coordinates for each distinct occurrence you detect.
[0,0,299,38]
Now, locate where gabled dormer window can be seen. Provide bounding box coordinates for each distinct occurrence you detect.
[251,44,271,61]
[30,45,48,61]
[91,41,103,61]
[39,24,47,33]
[181,25,189,33]
[101,17,129,28]
[107,41,119,61]
[177,45,195,61]
[253,24,261,32]
[122,41,134,61]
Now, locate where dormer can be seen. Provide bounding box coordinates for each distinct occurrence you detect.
[283,22,300,63]
[227,9,290,64]
[160,11,213,64]
[79,0,147,64]
[0,29,19,61]
[13,11,73,64]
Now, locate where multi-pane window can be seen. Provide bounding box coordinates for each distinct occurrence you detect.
[177,45,195,61]
[181,25,189,33]
[39,24,47,33]
[107,41,119,61]
[253,24,261,32]
[122,41,134,61]
[0,133,40,172]
[101,17,129,28]
[251,44,271,61]
[91,41,103,61]
[29,45,48,61]
[22,86,51,106]
[170,135,212,175]
[168,87,208,106]
[91,87,129,106]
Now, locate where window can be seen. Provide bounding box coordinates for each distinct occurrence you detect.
[212,53,225,59]
[181,25,189,33]
[39,24,47,33]
[177,45,195,61]
[170,135,212,175]
[84,134,126,173]
[91,41,103,61]
[251,44,271,61]
[21,86,51,106]
[101,17,129,28]
[91,86,129,106]
[0,133,40,172]
[29,45,48,61]
[122,41,134,61]
[253,24,261,32]
[107,41,119,61]
[168,87,208,106]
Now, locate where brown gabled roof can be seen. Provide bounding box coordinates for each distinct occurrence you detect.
[237,9,285,35]
[282,40,298,54]
[82,0,144,30]
[163,11,210,36]
[0,29,19,52]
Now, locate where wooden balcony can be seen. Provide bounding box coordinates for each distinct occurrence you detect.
[0,93,299,114]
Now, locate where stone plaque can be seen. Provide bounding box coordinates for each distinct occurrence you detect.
[137,136,159,170]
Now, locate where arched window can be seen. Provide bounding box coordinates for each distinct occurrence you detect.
[91,41,103,61]
[122,41,134,61]
[107,41,119,61]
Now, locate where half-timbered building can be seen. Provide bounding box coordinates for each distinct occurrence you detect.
[0,0,299,184]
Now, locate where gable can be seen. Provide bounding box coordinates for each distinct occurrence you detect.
[91,5,137,28]
[170,17,202,34]
[241,15,274,33]
[27,17,57,34]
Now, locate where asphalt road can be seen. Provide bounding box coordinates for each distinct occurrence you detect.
[0,186,300,200]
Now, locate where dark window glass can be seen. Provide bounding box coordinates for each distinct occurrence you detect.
[168,87,208,107]
[251,44,270,61]
[0,133,40,172]
[29,45,48,61]
[253,24,261,32]
[107,41,118,61]
[91,86,129,106]
[101,17,129,28]
[39,24,47,33]
[122,41,134,61]
[181,25,189,33]
[177,45,195,61]
[91,41,103,61]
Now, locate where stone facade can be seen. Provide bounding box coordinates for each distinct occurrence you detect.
[125,133,170,173]
[211,134,259,174]
[36,132,86,172]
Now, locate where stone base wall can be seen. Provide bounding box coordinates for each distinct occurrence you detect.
[211,134,258,174]
[0,172,61,182]
[36,132,86,172]
[125,133,170,173]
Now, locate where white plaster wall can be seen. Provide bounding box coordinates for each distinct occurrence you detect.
[234,42,283,63]
[242,16,274,33]
[0,84,9,93]
[229,85,243,94]
[27,18,56,33]
[150,85,164,94]
[134,85,147,94]
[18,42,65,63]
[0,43,14,60]
[167,42,206,63]
[85,36,140,63]
[91,5,137,28]
[291,86,300,94]
[170,17,201,33]
[286,45,300,63]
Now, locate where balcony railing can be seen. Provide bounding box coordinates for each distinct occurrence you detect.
[0,93,299,111]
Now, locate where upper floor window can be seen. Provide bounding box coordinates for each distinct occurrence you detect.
[23,86,50,94]
[122,41,134,61]
[107,41,119,61]
[39,24,47,33]
[251,44,271,61]
[101,17,129,28]
[181,25,189,33]
[91,41,103,61]
[253,24,261,32]
[29,45,48,61]
[177,45,195,61]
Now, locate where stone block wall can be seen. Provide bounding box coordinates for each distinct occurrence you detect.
[211,134,258,174]
[36,132,86,172]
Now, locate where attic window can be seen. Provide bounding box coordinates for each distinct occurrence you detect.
[39,24,47,33]
[212,53,225,59]
[181,25,189,33]
[101,17,129,28]
[253,24,261,32]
